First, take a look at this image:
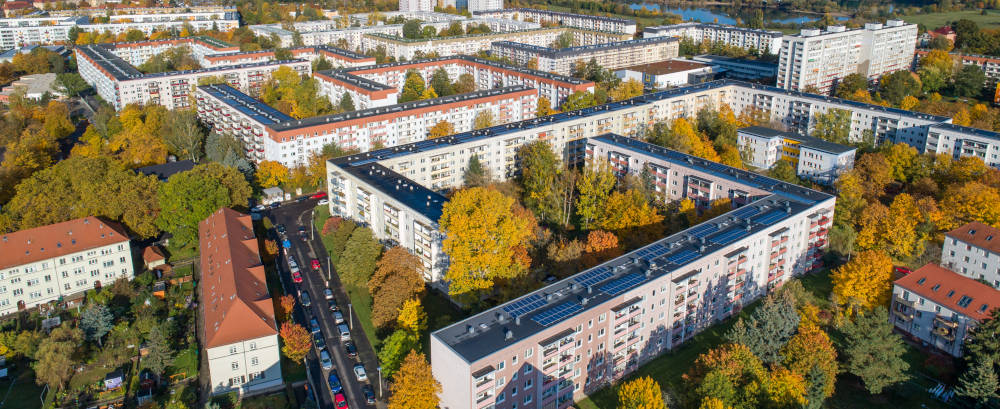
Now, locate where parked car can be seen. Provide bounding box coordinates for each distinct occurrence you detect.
[344,341,357,358]
[311,192,328,199]
[252,204,266,212]
[287,256,298,268]
[318,199,329,205]
[297,196,309,203]
[328,299,339,311]
[313,332,326,350]
[309,318,321,334]
[334,392,349,409]
[320,349,333,370]
[270,202,281,209]
[362,385,376,404]
[300,291,311,307]
[292,271,303,284]
[324,288,335,300]
[275,224,286,234]
[312,259,321,271]
[353,364,368,381]
[328,371,342,394]
[333,310,345,325]
[338,324,351,341]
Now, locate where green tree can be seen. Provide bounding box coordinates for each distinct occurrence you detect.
[965,309,1000,369]
[155,163,252,246]
[518,141,562,224]
[429,68,453,97]
[768,160,800,184]
[378,329,419,377]
[142,324,174,375]
[561,91,596,111]
[463,155,490,187]
[918,66,948,93]
[812,108,851,145]
[32,326,81,391]
[553,30,575,48]
[878,70,921,106]
[576,160,616,229]
[956,360,998,407]
[725,291,800,365]
[473,110,494,129]
[340,92,356,112]
[402,20,422,39]
[399,70,426,103]
[80,304,113,347]
[55,73,90,97]
[954,65,986,97]
[335,227,383,287]
[840,307,910,394]
[161,109,205,161]
[835,73,868,99]
[313,55,333,72]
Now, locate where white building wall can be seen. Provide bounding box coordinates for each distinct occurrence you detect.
[206,335,283,396]
[942,236,1000,289]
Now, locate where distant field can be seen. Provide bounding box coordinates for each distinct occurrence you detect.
[901,10,1000,29]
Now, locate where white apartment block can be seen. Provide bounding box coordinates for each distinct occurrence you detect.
[399,0,434,12]
[200,208,283,396]
[202,46,376,69]
[737,126,856,185]
[644,22,783,55]
[0,12,239,49]
[467,0,503,13]
[0,16,85,49]
[474,8,637,35]
[777,20,917,95]
[0,217,134,316]
[891,263,999,357]
[361,27,630,61]
[76,41,311,110]
[490,37,680,76]
[924,123,1000,168]
[196,83,537,168]
[941,222,1000,289]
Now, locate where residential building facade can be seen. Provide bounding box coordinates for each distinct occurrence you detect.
[200,208,283,396]
[0,217,134,316]
[473,9,637,34]
[0,12,239,49]
[643,22,783,55]
[490,37,680,76]
[360,27,630,61]
[737,126,856,185]
[923,123,1000,168]
[941,222,1000,288]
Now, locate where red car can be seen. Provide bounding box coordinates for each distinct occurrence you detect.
[312,259,321,271]
[311,192,328,199]
[334,392,349,409]
[894,266,913,275]
[292,271,303,283]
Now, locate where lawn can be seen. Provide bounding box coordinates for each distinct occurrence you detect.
[281,355,307,383]
[0,367,45,409]
[242,390,294,409]
[165,241,198,263]
[901,9,1000,29]
[167,346,199,380]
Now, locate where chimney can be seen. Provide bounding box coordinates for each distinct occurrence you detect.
[466,325,475,335]
[505,329,513,340]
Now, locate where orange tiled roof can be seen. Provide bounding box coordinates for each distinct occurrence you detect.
[0,217,130,271]
[895,263,1000,321]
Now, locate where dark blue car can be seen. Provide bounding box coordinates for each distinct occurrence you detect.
[328,371,343,394]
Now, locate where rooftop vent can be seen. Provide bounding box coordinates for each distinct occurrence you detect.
[504,328,513,340]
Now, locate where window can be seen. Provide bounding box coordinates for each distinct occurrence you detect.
[229,346,238,354]
[231,361,239,370]
[249,342,256,350]
[498,360,505,370]
[525,348,533,358]
[525,378,533,389]
[524,366,532,374]
[512,355,517,365]
[251,357,259,366]
[497,392,505,403]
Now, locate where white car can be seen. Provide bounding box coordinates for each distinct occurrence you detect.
[353,364,368,382]
[320,349,333,371]
[252,204,266,212]
[318,198,329,205]
[324,288,334,300]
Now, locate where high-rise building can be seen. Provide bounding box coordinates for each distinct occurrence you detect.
[399,0,433,12]
[466,0,502,13]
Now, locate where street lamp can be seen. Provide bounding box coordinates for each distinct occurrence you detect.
[348,303,353,329]
[327,256,332,281]
[311,209,315,241]
[377,366,383,398]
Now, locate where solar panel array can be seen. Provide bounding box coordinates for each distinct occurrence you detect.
[688,223,720,239]
[752,210,787,226]
[730,206,761,219]
[502,294,547,318]
[666,249,700,266]
[532,301,584,326]
[574,266,614,288]
[635,244,669,260]
[599,272,647,296]
[710,229,750,245]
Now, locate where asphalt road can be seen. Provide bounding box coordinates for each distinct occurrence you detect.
[267,198,386,409]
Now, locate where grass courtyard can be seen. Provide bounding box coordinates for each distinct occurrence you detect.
[901,9,1000,29]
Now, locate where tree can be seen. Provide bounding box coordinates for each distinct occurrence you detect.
[388,350,441,409]
[336,227,383,288]
[473,110,494,129]
[918,66,948,93]
[279,322,312,362]
[725,291,800,365]
[313,55,333,72]
[420,86,438,100]
[452,73,475,94]
[328,220,357,265]
[835,73,868,98]
[831,250,893,312]
[583,230,622,267]
[840,307,910,394]
[561,91,596,111]
[765,367,808,408]
[143,324,174,375]
[518,141,561,223]
[402,20,422,39]
[80,304,113,347]
[610,79,643,102]
[277,294,295,322]
[576,160,616,229]
[399,70,426,103]
[617,376,666,409]
[439,187,535,300]
[463,155,490,187]
[856,194,923,258]
[256,160,290,188]
[683,343,768,409]
[929,35,953,51]
[536,96,554,117]
[56,73,90,97]
[782,321,839,401]
[899,95,919,111]
[939,181,1000,232]
[954,64,987,97]
[878,70,921,106]
[812,108,851,145]
[368,247,424,329]
[161,110,205,161]
[396,298,427,333]
[378,329,419,378]
[339,92,356,112]
[429,68,453,96]
[427,120,454,139]
[965,309,1000,370]
[955,360,998,407]
[32,326,81,391]
[156,163,252,246]
[597,189,663,232]
[768,160,799,184]
[554,30,575,48]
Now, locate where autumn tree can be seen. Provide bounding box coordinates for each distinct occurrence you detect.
[617,376,666,409]
[939,182,1000,230]
[725,291,800,365]
[33,326,81,391]
[439,187,535,300]
[396,298,427,333]
[840,307,910,394]
[855,194,923,258]
[452,73,475,94]
[561,91,597,111]
[336,227,383,288]
[399,70,426,103]
[764,367,808,408]
[463,155,490,187]
[782,321,839,403]
[156,163,252,245]
[256,160,290,188]
[108,104,171,167]
[388,350,441,409]
[582,230,622,267]
[878,70,921,106]
[811,108,851,145]
[277,294,295,322]
[379,330,419,377]
[427,120,454,139]
[519,141,562,223]
[260,66,334,118]
[576,159,616,229]
[683,343,768,409]
[831,250,893,312]
[649,117,719,162]
[536,96,555,117]
[610,78,644,102]
[279,322,312,362]
[368,246,425,329]
[474,110,494,129]
[597,189,663,232]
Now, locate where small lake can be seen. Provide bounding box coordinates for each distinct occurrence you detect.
[628,4,849,25]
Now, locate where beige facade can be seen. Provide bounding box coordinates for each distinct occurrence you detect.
[490,37,679,76]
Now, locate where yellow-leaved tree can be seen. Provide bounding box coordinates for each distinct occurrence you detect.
[396,298,427,334]
[764,367,808,408]
[856,193,923,258]
[939,181,1000,230]
[831,250,893,313]
[256,160,290,188]
[388,350,441,409]
[617,376,666,409]
[782,321,839,401]
[598,189,664,232]
[427,120,454,139]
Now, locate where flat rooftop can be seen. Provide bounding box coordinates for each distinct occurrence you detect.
[619,59,710,75]
[315,70,395,92]
[342,162,447,222]
[645,22,782,36]
[739,125,855,155]
[345,55,591,86]
[931,122,1000,142]
[198,83,294,125]
[691,54,778,69]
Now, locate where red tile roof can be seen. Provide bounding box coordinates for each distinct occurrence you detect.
[894,263,1000,321]
[0,217,130,271]
[199,208,278,349]
[142,246,166,263]
[946,221,1000,254]
[2,1,32,10]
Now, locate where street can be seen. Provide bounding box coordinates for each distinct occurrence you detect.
[266,198,386,409]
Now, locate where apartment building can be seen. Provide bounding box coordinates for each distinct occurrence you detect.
[430,133,833,409]
[474,8,637,34]
[467,0,503,13]
[941,222,1000,289]
[97,37,239,67]
[47,5,236,18]
[0,16,86,49]
[923,123,1000,168]
[777,21,916,95]
[313,55,594,110]
[891,263,1000,357]
[643,22,783,55]
[0,217,134,316]
[614,60,715,89]
[202,46,376,69]
[490,37,679,76]
[737,126,856,185]
[399,0,434,12]
[76,42,311,110]
[0,12,240,49]
[914,50,1000,85]
[196,83,537,167]
[689,55,778,81]
[200,208,283,396]
[361,27,630,60]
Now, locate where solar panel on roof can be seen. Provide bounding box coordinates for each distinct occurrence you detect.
[666,249,700,266]
[598,272,647,296]
[502,294,546,318]
[711,228,749,245]
[730,206,761,219]
[688,223,719,239]
[752,210,787,226]
[635,243,669,260]
[532,301,583,326]
[573,266,614,288]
